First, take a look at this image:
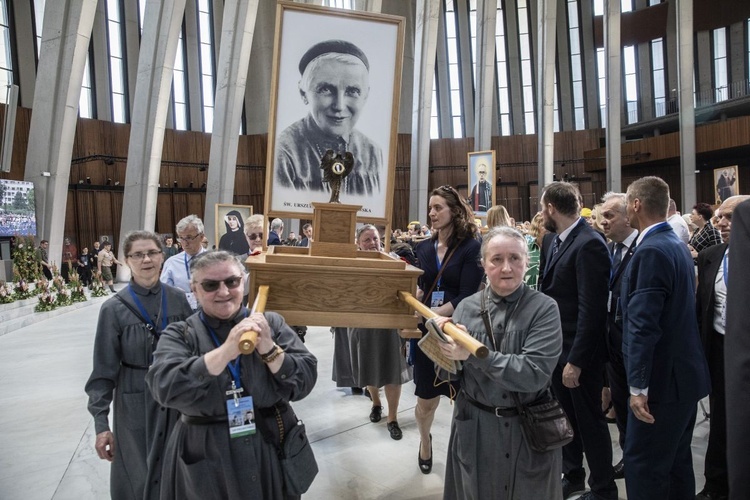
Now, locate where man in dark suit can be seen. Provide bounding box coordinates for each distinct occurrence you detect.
[621,176,711,500]
[598,191,638,480]
[725,198,750,500]
[696,195,749,500]
[267,218,284,246]
[538,182,616,500]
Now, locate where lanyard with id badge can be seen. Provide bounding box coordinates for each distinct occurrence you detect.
[428,241,457,310]
[200,312,257,438]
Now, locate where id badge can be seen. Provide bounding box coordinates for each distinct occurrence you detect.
[185,292,198,310]
[430,291,445,309]
[226,396,256,438]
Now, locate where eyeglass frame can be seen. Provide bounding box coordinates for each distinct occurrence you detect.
[178,232,203,242]
[246,232,264,241]
[126,250,163,261]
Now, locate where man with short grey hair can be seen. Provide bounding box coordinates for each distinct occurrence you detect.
[267,218,284,246]
[160,214,207,310]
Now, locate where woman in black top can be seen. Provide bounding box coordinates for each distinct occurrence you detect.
[412,185,484,474]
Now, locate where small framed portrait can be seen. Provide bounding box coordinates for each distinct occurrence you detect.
[467,150,496,216]
[265,1,405,224]
[215,204,253,255]
[714,165,739,204]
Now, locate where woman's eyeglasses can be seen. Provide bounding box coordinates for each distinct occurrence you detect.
[198,276,243,292]
[127,250,163,261]
[247,232,264,241]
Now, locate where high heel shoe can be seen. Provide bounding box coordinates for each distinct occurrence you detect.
[418,434,432,474]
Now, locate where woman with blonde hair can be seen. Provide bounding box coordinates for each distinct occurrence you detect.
[486,204,512,228]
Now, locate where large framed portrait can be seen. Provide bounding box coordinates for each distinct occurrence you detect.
[714,165,739,204]
[215,204,253,255]
[265,2,405,224]
[467,150,496,216]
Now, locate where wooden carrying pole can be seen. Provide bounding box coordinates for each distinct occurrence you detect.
[398,291,489,359]
[238,285,270,354]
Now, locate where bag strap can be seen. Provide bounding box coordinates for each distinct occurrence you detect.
[114,294,155,334]
[422,243,458,305]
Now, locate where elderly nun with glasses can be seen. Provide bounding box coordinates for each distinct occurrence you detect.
[147,251,318,499]
[85,230,193,500]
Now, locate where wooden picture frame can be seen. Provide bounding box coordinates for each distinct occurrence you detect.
[265,1,405,224]
[467,150,496,216]
[714,165,739,204]
[215,204,253,254]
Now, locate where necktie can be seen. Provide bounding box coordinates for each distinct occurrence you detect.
[612,242,625,273]
[544,236,561,275]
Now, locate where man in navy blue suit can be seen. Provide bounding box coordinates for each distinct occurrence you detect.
[539,182,616,500]
[621,176,710,500]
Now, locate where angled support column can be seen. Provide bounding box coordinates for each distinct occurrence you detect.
[536,0,557,187]
[676,0,696,211]
[474,0,497,152]
[605,0,622,192]
[203,0,259,247]
[409,0,440,224]
[23,0,97,265]
[117,0,187,279]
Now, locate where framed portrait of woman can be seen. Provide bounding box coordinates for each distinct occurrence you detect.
[215,204,253,255]
[265,1,405,225]
[467,150,496,217]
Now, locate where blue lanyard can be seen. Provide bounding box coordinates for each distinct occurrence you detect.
[434,241,443,289]
[184,253,191,281]
[200,310,247,390]
[722,250,729,286]
[127,285,168,333]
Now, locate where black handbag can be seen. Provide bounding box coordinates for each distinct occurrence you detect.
[480,286,574,453]
[256,402,319,495]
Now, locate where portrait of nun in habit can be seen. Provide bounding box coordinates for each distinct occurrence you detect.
[274,39,383,197]
[218,210,250,255]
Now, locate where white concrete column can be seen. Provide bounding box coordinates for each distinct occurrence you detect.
[117,0,187,279]
[91,0,112,121]
[536,0,556,188]
[676,0,696,211]
[605,0,622,192]
[11,0,37,108]
[183,0,204,130]
[474,0,497,151]
[203,0,260,247]
[23,0,97,265]
[409,0,440,223]
[243,0,276,135]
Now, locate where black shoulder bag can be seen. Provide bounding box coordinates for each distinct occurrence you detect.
[480,287,574,453]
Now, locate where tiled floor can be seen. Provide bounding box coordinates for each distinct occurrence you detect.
[0,295,710,499]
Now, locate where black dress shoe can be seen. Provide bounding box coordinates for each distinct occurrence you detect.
[351,387,364,395]
[387,421,402,440]
[612,459,625,479]
[418,434,432,474]
[369,405,383,422]
[695,489,728,500]
[562,476,586,499]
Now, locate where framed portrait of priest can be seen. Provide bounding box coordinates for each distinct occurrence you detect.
[265,1,405,225]
[467,150,496,216]
[215,204,253,256]
[714,165,739,204]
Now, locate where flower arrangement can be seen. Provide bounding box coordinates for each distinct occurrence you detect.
[67,270,87,303]
[34,291,57,312]
[56,286,73,307]
[89,273,109,298]
[0,281,14,304]
[12,236,42,282]
[13,278,34,300]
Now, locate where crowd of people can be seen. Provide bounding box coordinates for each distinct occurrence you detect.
[79,177,749,500]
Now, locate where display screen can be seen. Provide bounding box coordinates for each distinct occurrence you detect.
[0,179,37,237]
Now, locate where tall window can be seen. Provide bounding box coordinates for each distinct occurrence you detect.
[430,75,439,139]
[623,45,638,124]
[79,55,94,118]
[445,1,464,138]
[495,1,510,135]
[106,0,128,123]
[713,27,728,102]
[196,0,215,132]
[0,0,12,100]
[172,29,189,130]
[32,0,45,57]
[567,0,585,130]
[652,38,666,117]
[469,0,477,86]
[596,48,606,127]
[324,0,354,8]
[517,0,534,134]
